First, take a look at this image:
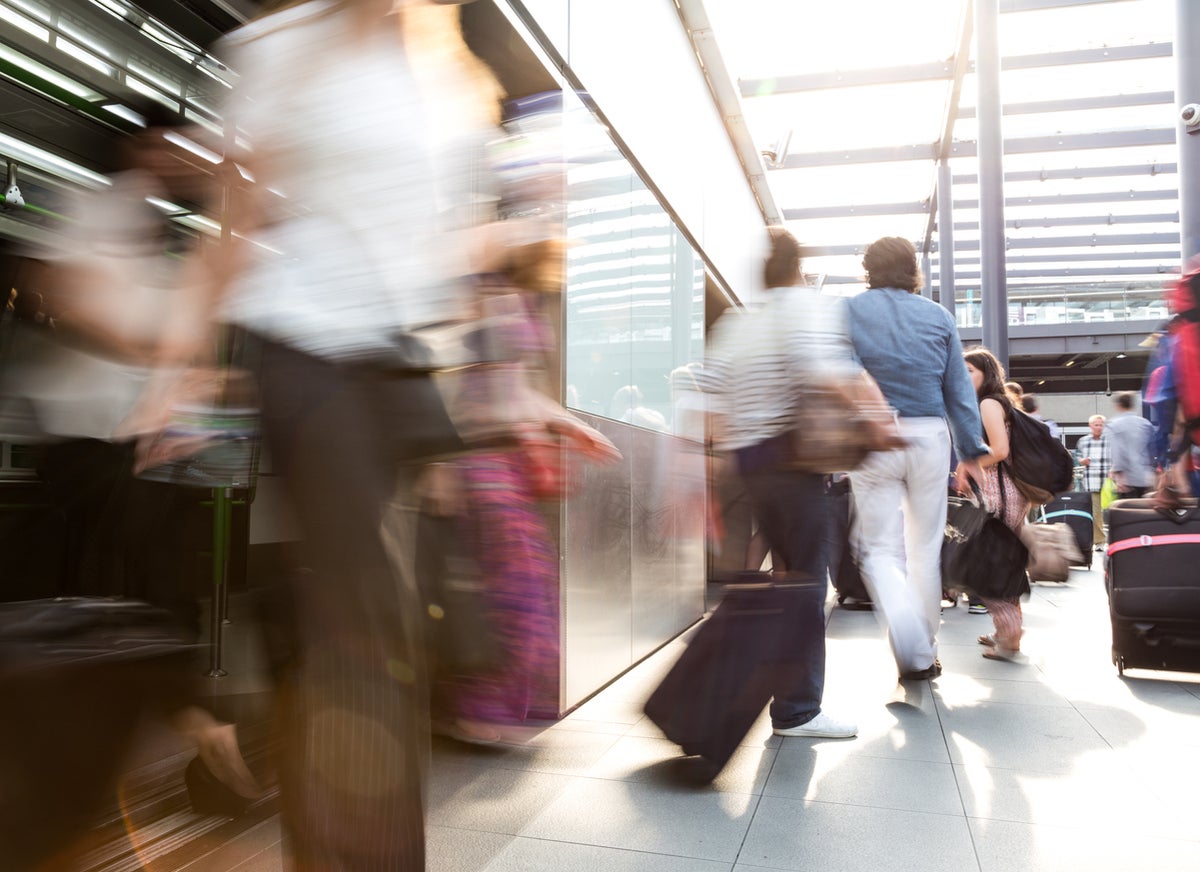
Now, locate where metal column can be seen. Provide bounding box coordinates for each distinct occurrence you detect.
[937,159,957,320]
[1179,0,1200,262]
[921,253,932,299]
[976,0,1009,370]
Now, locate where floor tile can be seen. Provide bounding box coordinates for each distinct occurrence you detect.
[954,760,1199,841]
[937,700,1112,773]
[519,777,758,862]
[765,748,961,816]
[442,835,735,872]
[426,826,515,872]
[427,763,579,835]
[586,734,778,795]
[970,817,1200,872]
[737,796,977,872]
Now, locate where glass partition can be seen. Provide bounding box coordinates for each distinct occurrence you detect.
[559,89,706,439]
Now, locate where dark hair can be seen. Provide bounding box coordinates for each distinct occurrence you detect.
[764,226,803,289]
[863,236,921,293]
[964,346,1015,409]
[1021,393,1040,414]
[1114,391,1136,411]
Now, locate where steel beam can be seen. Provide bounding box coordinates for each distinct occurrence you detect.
[952,163,1176,184]
[742,42,1171,97]
[783,201,929,220]
[808,232,1179,259]
[677,0,784,225]
[958,91,1174,118]
[951,212,1178,231]
[1000,42,1172,70]
[779,129,1174,169]
[923,0,974,275]
[1179,0,1200,261]
[936,251,1176,265]
[1001,0,1144,10]
[934,265,1180,280]
[976,0,1009,367]
[953,189,1177,210]
[938,160,957,317]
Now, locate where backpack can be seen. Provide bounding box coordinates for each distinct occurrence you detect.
[1004,406,1076,505]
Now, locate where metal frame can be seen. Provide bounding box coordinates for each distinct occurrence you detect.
[741,42,1172,96]
[778,129,1174,169]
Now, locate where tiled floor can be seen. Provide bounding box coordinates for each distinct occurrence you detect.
[152,559,1200,871]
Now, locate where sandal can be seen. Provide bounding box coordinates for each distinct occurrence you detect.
[981,646,1020,662]
[977,634,997,647]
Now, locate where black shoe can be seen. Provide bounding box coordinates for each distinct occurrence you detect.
[899,659,943,681]
[184,756,252,817]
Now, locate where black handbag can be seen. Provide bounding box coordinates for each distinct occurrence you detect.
[942,479,1030,601]
[414,513,500,675]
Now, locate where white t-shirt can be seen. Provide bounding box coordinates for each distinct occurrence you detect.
[217,1,478,359]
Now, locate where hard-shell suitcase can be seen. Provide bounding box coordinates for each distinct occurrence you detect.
[644,576,824,773]
[1041,491,1094,568]
[1106,498,1200,676]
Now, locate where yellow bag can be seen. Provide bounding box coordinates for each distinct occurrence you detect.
[1100,476,1117,511]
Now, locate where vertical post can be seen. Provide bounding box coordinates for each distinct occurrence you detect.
[206,487,228,677]
[1179,0,1200,262]
[937,159,957,321]
[976,0,1009,370]
[920,252,932,299]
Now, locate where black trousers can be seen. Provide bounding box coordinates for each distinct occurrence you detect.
[255,339,461,871]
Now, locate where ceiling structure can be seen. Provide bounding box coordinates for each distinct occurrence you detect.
[0,0,1181,395]
[700,0,1181,393]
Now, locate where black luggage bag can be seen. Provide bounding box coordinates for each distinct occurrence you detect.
[828,478,871,608]
[1041,491,1094,568]
[0,597,195,869]
[1106,498,1200,676]
[644,576,824,773]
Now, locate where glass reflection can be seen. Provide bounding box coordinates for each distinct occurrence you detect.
[559,90,705,438]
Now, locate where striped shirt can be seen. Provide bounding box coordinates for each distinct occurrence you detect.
[1075,433,1110,492]
[702,287,859,452]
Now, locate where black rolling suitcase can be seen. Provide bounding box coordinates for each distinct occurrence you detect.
[829,478,871,608]
[1106,499,1200,676]
[644,575,824,773]
[1042,491,1094,568]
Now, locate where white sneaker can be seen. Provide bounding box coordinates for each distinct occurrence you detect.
[773,712,857,738]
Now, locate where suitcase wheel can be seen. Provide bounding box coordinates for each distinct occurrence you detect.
[1112,650,1125,677]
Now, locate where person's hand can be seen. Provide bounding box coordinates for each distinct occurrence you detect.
[547,417,621,465]
[956,455,987,495]
[563,421,622,465]
[1081,457,1091,467]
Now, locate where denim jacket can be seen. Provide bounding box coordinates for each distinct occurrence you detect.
[847,287,988,461]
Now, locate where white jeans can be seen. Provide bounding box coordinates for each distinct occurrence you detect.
[850,418,951,673]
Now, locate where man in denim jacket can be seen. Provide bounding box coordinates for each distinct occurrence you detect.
[846,238,989,681]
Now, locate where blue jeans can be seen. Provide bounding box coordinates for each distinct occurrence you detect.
[736,436,828,730]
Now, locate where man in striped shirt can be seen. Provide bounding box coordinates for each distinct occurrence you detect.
[1075,415,1110,550]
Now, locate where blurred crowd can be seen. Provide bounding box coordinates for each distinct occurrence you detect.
[0,1,1196,870]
